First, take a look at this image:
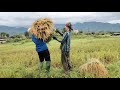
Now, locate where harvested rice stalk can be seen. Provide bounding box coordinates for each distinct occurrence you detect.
[79,58,108,78]
[29,18,54,42]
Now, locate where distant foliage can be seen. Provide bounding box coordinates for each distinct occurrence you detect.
[0,32,9,39]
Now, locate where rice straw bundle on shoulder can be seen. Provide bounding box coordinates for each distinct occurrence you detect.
[79,58,108,78]
[29,18,54,42]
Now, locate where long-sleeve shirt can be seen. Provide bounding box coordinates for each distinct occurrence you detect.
[32,35,48,52]
[56,31,71,52]
[62,31,71,52]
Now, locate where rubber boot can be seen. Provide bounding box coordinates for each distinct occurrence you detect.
[40,62,44,71]
[46,61,51,77]
[38,62,44,77]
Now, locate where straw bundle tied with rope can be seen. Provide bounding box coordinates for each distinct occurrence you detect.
[28,18,55,42]
[79,58,108,77]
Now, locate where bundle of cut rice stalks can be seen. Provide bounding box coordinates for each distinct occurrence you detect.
[28,18,54,42]
[79,58,108,78]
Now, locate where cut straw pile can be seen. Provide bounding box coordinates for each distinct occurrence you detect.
[28,18,54,42]
[79,58,108,77]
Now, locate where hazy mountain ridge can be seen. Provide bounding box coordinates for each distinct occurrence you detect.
[0,22,120,35]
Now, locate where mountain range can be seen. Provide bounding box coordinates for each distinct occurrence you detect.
[55,22,120,32]
[0,22,120,35]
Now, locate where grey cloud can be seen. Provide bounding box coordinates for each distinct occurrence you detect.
[0,12,120,27]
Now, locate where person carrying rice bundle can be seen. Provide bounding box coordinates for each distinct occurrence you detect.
[28,18,54,77]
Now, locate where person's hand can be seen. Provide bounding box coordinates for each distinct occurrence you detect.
[53,28,59,33]
[55,29,59,33]
[53,36,57,40]
[53,28,58,33]
[27,28,31,32]
[60,44,62,50]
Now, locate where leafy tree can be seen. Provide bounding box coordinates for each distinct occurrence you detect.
[24,31,30,39]
[0,32,9,38]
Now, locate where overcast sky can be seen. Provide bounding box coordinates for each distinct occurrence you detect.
[0,12,120,27]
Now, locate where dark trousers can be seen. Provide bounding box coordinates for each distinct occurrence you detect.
[61,51,72,72]
[37,49,51,62]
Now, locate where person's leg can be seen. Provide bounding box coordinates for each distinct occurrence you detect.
[46,60,51,73]
[40,61,44,70]
[38,52,44,70]
[61,51,69,72]
[66,52,72,70]
[44,49,51,74]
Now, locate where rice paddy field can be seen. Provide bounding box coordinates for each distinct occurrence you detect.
[0,35,120,78]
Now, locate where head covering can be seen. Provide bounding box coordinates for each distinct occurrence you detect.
[65,22,73,31]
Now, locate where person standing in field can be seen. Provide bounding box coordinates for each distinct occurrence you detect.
[28,18,54,77]
[53,22,73,73]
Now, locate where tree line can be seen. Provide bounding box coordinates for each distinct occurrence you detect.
[0,28,120,43]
